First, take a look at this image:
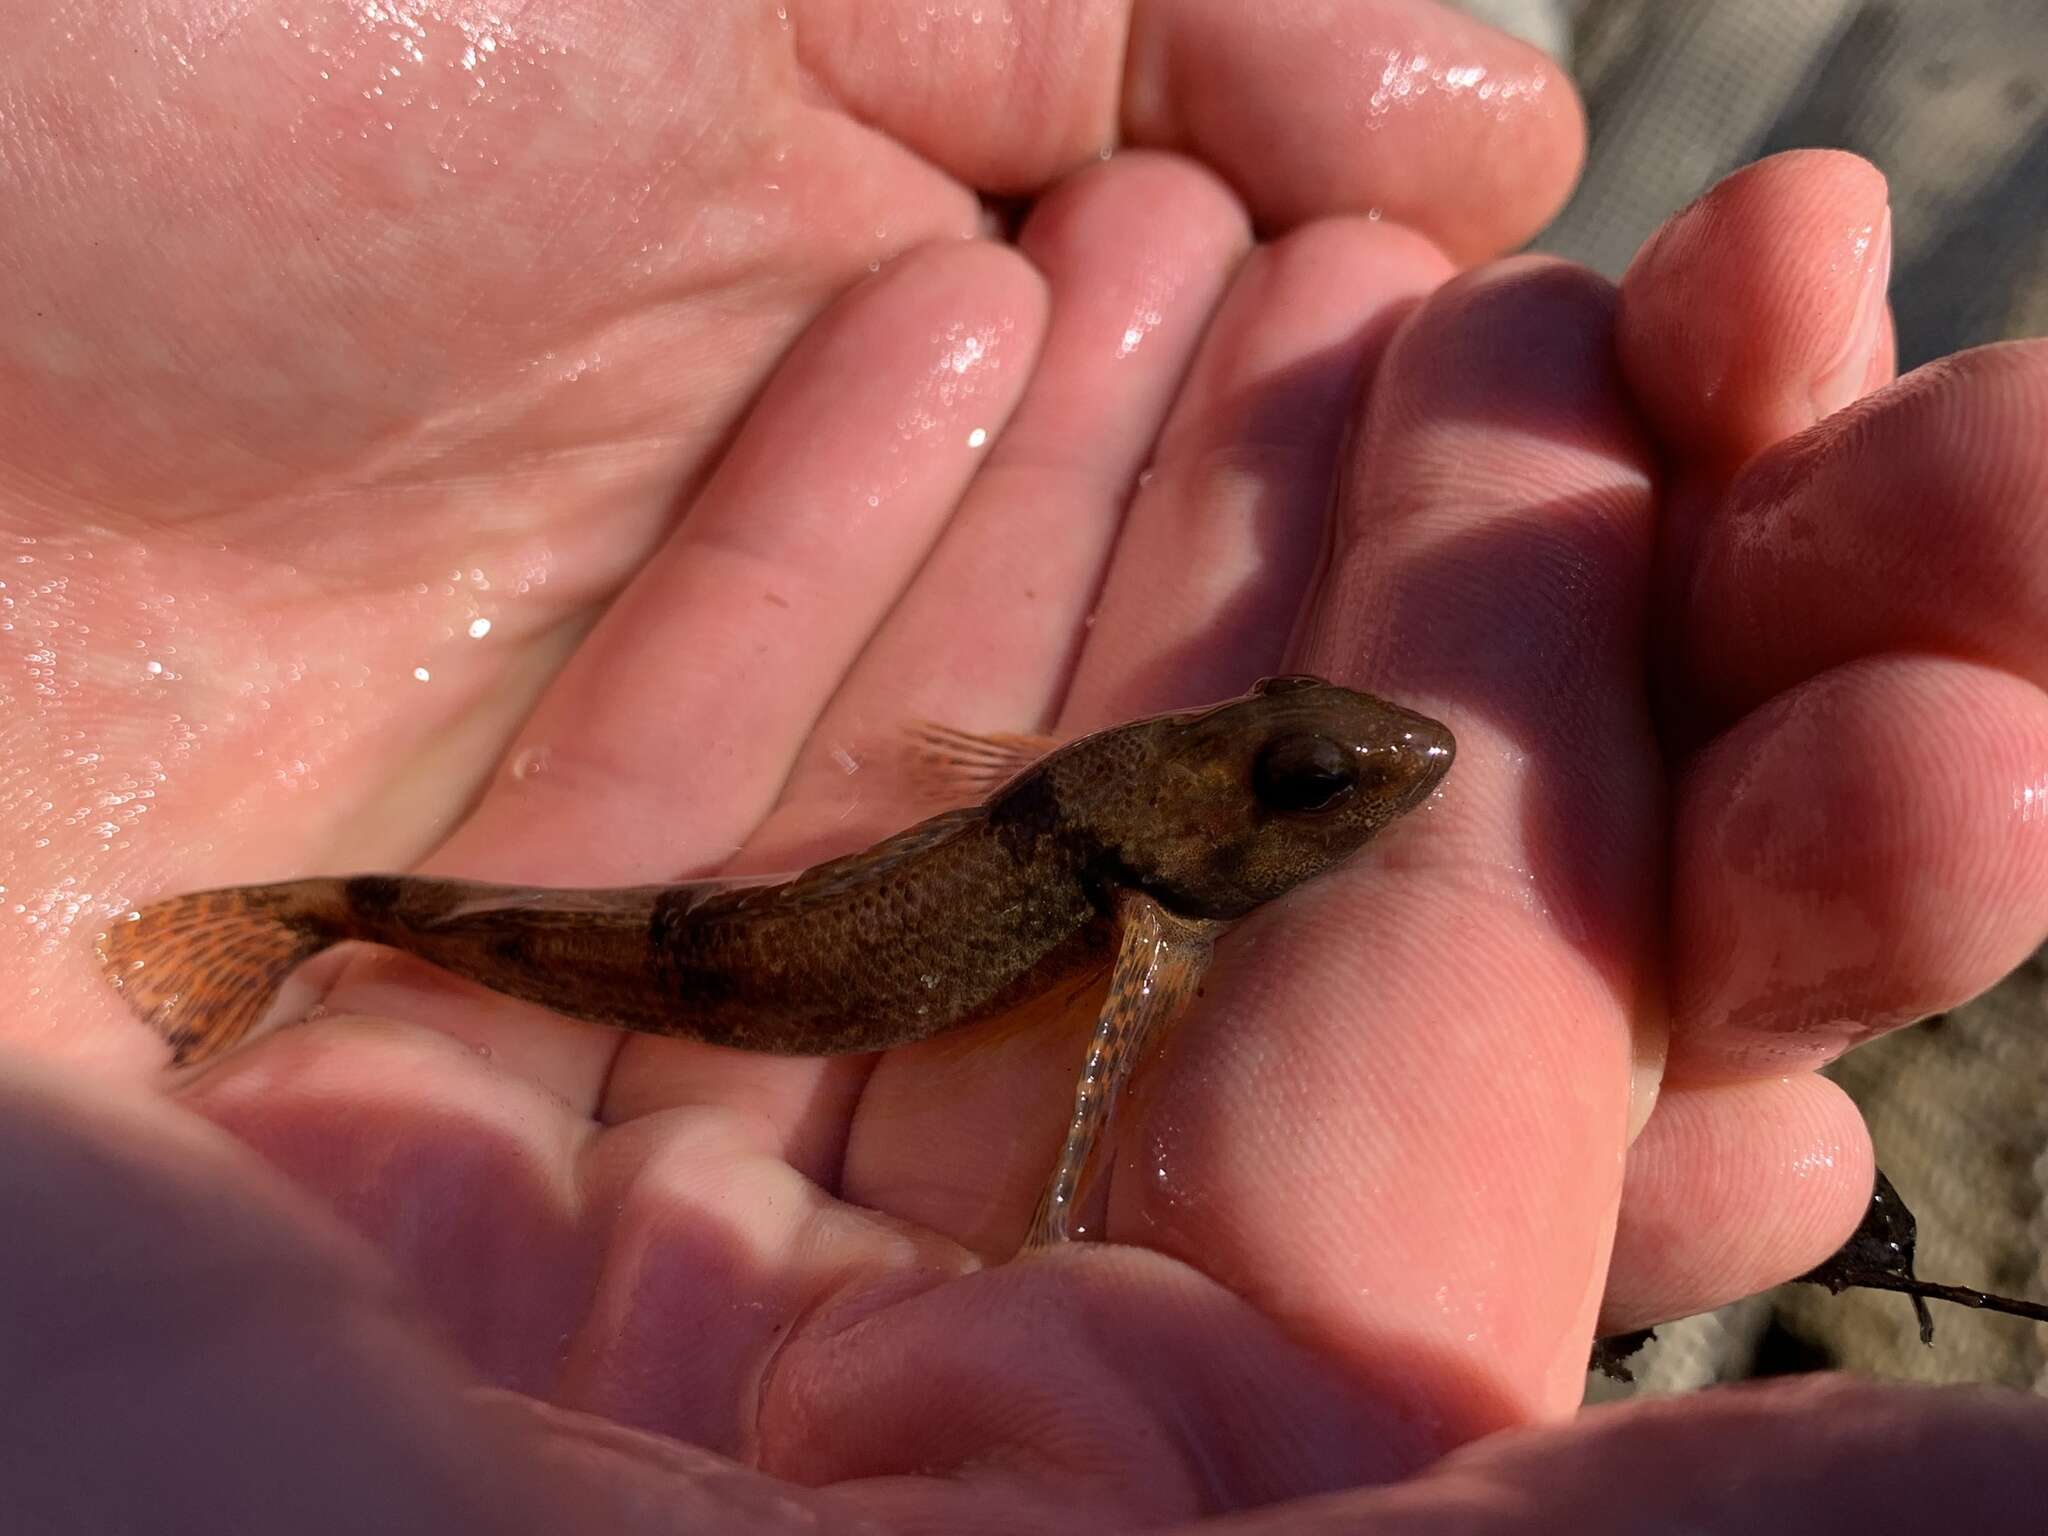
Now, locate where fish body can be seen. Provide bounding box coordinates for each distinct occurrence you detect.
[98,676,1453,1243]
[189,807,1112,1060]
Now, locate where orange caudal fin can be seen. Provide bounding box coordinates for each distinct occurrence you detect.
[94,881,349,1068]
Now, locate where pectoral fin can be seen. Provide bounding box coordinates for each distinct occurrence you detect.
[1024,892,1218,1248]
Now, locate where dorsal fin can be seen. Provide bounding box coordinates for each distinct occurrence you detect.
[906,722,1063,805]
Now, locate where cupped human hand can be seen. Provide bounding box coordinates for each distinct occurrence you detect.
[7,1,2048,1530]
[15,1064,2048,1534]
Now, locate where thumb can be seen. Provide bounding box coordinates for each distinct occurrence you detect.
[1176,1374,2048,1534]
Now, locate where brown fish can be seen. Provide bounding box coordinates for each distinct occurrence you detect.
[96,676,1453,1246]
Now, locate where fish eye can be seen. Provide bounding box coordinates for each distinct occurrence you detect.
[1251,733,1357,813]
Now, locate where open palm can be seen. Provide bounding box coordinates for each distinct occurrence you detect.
[9,2,2048,1530]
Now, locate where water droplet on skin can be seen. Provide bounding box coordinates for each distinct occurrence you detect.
[966,426,988,448]
[467,617,492,639]
[2014,775,2048,823]
[945,334,986,373]
[412,666,431,682]
[510,745,550,781]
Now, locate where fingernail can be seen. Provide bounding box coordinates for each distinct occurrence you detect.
[1810,205,1891,421]
[1626,1008,1668,1145]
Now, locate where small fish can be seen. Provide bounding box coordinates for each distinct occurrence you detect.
[96,676,1454,1247]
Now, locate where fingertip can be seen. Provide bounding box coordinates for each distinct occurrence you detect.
[1618,149,1891,467]
[1601,1073,1874,1334]
[794,1,1129,190]
[1157,210,1452,457]
[1670,656,2048,1081]
[1018,148,1252,278]
[1228,212,1454,353]
[867,232,1054,334]
[1123,0,1584,261]
[1363,255,1628,445]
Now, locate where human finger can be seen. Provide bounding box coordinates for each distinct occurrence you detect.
[1669,342,2048,727]
[611,150,1246,1176]
[1615,158,2048,1081]
[743,150,1252,868]
[1617,149,1895,472]
[1111,259,1662,1427]
[792,0,1582,262]
[1121,0,1584,261]
[840,214,1451,1253]
[1667,655,2048,1080]
[0,1060,580,1534]
[1180,1374,2048,1534]
[1058,216,1452,729]
[1598,1073,1874,1333]
[318,241,1049,1116]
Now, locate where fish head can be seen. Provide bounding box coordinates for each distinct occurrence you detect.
[1067,675,1454,921]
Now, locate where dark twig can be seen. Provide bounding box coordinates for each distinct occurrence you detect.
[1590,1166,2048,1379]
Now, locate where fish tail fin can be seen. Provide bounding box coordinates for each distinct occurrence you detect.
[95,880,351,1067]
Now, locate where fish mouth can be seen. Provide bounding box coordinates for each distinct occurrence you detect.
[1391,711,1456,809]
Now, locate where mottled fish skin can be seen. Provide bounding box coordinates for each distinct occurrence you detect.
[97,676,1455,1087]
[331,809,1116,1057]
